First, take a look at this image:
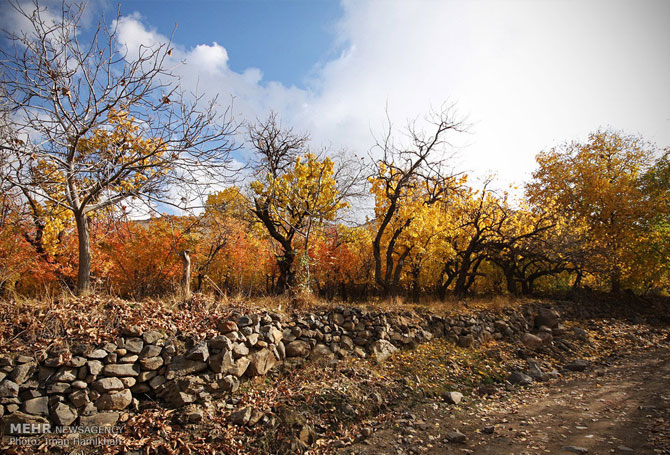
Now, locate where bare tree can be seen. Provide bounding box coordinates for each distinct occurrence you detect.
[0,0,238,294]
[370,106,465,297]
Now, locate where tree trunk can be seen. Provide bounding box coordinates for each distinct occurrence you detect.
[180,250,191,299]
[75,211,91,295]
[572,271,583,290]
[610,267,622,295]
[276,249,296,294]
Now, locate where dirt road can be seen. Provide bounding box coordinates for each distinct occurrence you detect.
[342,347,670,455]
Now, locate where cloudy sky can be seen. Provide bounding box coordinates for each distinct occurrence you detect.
[3,0,670,188]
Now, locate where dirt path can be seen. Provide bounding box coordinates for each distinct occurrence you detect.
[341,347,670,455]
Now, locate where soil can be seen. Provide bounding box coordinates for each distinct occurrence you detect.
[341,347,670,455]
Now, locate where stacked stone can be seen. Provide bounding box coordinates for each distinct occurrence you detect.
[0,305,534,432]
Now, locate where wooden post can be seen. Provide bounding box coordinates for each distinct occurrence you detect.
[180,250,191,300]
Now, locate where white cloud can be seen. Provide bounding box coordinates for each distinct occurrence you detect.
[114,0,670,190]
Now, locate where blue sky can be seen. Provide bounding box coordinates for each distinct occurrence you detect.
[2,0,669,191]
[114,0,344,88]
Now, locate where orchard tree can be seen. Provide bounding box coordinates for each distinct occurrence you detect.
[0,0,237,294]
[369,106,465,297]
[249,114,352,294]
[527,130,656,293]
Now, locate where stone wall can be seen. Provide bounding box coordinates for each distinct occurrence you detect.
[0,304,546,432]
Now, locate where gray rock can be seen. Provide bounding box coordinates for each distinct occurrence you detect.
[142,330,164,344]
[535,307,560,329]
[51,402,77,425]
[9,363,35,385]
[0,379,19,397]
[121,377,136,388]
[15,355,33,363]
[444,391,463,405]
[68,389,90,407]
[53,367,77,382]
[123,337,144,354]
[139,356,164,370]
[137,370,157,382]
[562,446,588,454]
[79,411,119,427]
[371,340,398,364]
[232,343,249,358]
[237,316,253,328]
[264,326,283,344]
[247,348,277,376]
[521,332,544,350]
[71,380,87,389]
[309,344,336,362]
[219,375,239,393]
[92,377,125,393]
[185,342,209,362]
[340,336,354,350]
[209,351,250,377]
[22,396,49,415]
[508,371,533,386]
[1,411,49,434]
[149,375,166,389]
[217,320,238,334]
[102,363,139,377]
[68,356,87,368]
[229,406,251,425]
[119,354,138,364]
[165,356,207,379]
[285,340,311,357]
[565,359,589,372]
[246,333,259,346]
[86,349,109,359]
[96,389,132,410]
[47,382,71,394]
[209,336,233,352]
[87,360,104,376]
[446,430,467,443]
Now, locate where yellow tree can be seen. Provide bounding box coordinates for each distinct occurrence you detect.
[1,1,237,294]
[249,115,349,293]
[527,130,656,293]
[369,106,464,297]
[195,186,254,293]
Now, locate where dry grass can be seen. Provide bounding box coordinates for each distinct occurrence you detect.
[0,290,530,355]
